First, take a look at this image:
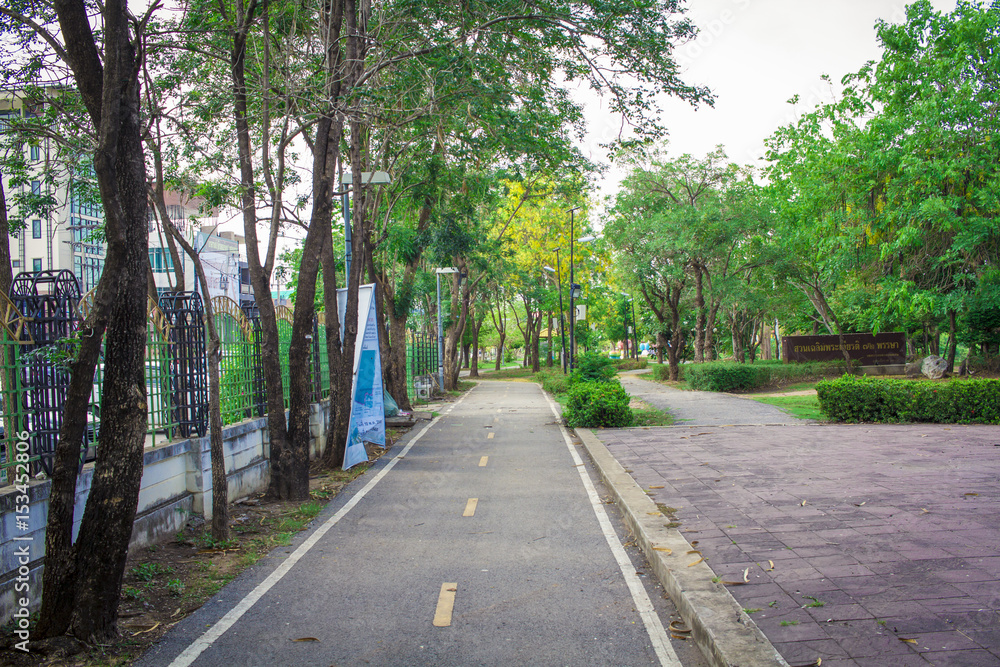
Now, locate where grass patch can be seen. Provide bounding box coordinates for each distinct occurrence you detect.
[749,394,826,421]
[631,404,674,426]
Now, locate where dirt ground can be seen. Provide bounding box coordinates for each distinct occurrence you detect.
[0,430,409,667]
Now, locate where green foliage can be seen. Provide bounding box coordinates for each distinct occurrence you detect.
[684,360,849,392]
[570,351,617,385]
[541,373,570,395]
[130,563,174,582]
[564,381,633,428]
[614,358,648,371]
[816,375,1000,424]
[651,363,682,382]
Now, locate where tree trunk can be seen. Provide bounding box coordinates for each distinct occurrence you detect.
[37,0,150,642]
[469,310,484,378]
[320,217,346,468]
[694,264,705,363]
[946,309,957,372]
[495,332,505,370]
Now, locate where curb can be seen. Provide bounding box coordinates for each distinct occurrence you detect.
[575,427,789,667]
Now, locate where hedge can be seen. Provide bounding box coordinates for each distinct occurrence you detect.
[564,380,634,428]
[613,358,649,371]
[685,360,851,392]
[816,375,1000,424]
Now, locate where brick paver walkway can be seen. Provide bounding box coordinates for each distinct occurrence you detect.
[597,424,1000,667]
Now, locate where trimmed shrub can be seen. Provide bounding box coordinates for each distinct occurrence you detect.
[614,358,649,371]
[816,375,1000,424]
[651,363,681,382]
[685,360,850,392]
[570,351,617,385]
[564,380,634,428]
[541,372,570,395]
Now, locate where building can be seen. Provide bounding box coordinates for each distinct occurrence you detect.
[147,191,247,303]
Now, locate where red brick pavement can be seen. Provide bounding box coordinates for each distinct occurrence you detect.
[596,424,1000,667]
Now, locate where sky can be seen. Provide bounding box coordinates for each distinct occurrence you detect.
[578,0,959,204]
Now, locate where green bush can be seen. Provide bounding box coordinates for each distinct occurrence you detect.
[816,375,1000,423]
[570,352,617,385]
[541,372,570,395]
[685,360,850,392]
[564,381,634,428]
[614,358,649,371]
[651,363,680,382]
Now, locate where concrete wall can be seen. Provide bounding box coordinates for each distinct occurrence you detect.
[0,399,329,625]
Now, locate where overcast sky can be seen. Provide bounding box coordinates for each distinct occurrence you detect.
[580,0,959,203]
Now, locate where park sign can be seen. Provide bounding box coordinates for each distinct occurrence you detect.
[782,332,906,365]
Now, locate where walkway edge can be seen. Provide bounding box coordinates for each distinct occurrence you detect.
[575,427,790,667]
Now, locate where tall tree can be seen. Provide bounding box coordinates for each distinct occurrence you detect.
[1,0,155,642]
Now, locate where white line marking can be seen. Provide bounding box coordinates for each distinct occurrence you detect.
[167,391,472,667]
[542,390,681,667]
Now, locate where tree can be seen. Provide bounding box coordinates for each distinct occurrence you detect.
[1,0,155,642]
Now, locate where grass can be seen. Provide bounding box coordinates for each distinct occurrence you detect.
[631,403,674,426]
[749,394,826,421]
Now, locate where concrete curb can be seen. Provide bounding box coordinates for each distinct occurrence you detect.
[575,427,790,667]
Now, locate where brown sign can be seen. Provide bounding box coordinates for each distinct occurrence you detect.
[782,332,906,365]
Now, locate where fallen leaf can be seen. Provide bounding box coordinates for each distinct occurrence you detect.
[766,560,775,571]
[687,557,705,567]
[292,637,320,642]
[921,508,930,514]
[170,608,182,618]
[649,485,665,489]
[899,638,917,644]
[130,622,161,636]
[653,547,673,554]
[964,493,979,497]
[690,540,699,547]
[671,633,689,640]
[648,512,663,516]
[853,501,866,507]
[686,550,702,555]
[800,500,807,507]
[790,660,822,667]
[720,580,747,585]
[669,621,691,633]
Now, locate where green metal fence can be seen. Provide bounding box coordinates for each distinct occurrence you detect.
[0,286,332,488]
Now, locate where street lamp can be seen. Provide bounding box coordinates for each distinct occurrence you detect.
[543,253,567,374]
[621,292,638,359]
[340,170,391,284]
[435,266,460,391]
[568,208,596,372]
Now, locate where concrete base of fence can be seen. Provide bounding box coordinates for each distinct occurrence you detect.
[0,399,331,625]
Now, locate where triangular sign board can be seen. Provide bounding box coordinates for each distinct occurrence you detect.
[336,284,385,470]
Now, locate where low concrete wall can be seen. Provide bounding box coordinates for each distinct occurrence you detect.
[0,399,330,625]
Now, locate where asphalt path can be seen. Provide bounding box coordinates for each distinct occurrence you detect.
[620,371,805,426]
[136,381,706,667]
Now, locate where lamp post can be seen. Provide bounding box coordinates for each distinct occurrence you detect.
[435,267,459,391]
[570,229,596,373]
[340,170,391,285]
[543,251,567,374]
[621,292,638,359]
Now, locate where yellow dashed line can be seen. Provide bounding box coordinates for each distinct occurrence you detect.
[479,456,489,467]
[463,498,478,517]
[433,583,457,627]
[487,432,494,439]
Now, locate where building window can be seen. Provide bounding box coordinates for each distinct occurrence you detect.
[32,258,42,272]
[12,260,20,268]
[32,219,41,239]
[31,181,40,195]
[148,248,176,273]
[30,145,40,161]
